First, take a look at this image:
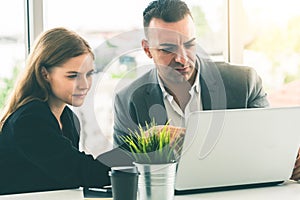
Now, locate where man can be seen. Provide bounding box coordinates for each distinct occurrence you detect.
[113,0,268,143]
[113,0,300,180]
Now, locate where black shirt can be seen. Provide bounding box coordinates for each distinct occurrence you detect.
[0,100,110,195]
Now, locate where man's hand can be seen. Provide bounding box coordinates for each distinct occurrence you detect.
[146,125,186,159]
[146,125,186,145]
[291,148,300,181]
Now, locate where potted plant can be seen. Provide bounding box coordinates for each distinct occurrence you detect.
[120,120,185,200]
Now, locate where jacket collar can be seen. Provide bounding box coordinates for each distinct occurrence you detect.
[143,56,227,111]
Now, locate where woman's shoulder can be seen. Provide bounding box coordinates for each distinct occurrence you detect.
[8,100,51,122]
[18,100,50,114]
[1,100,54,133]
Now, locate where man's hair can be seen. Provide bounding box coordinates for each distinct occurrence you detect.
[143,0,192,28]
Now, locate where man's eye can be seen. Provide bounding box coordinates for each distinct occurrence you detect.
[185,43,195,49]
[87,71,95,77]
[159,48,174,54]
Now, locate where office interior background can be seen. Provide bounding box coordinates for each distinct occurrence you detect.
[1,0,300,156]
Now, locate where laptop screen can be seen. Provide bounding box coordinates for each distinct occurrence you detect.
[175,107,300,192]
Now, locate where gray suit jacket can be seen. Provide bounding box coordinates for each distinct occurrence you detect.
[113,59,269,146]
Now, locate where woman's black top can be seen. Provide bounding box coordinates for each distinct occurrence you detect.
[0,100,110,195]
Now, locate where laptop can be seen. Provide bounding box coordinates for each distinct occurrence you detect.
[175,107,300,194]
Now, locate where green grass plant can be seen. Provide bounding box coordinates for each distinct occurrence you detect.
[121,120,183,164]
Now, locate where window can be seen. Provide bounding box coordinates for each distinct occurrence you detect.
[190,0,227,61]
[0,0,26,112]
[8,0,298,154]
[1,0,299,159]
[43,0,227,155]
[242,0,300,107]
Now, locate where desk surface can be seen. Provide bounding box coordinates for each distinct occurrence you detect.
[1,181,299,200]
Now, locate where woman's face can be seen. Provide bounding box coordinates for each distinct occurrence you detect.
[44,53,95,107]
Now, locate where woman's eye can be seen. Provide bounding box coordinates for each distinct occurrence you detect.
[67,74,78,79]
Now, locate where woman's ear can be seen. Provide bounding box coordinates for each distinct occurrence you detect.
[41,67,49,81]
[142,39,152,58]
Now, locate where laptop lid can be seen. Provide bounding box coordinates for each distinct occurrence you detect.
[175,107,300,192]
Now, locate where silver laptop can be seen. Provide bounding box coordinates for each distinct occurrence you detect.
[175,107,300,193]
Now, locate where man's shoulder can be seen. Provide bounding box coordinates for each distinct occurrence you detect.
[214,61,253,71]
[210,61,263,91]
[213,61,256,77]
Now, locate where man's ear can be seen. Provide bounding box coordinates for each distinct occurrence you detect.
[41,67,49,81]
[142,39,152,58]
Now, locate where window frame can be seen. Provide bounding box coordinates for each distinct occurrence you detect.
[26,0,233,62]
[25,0,44,55]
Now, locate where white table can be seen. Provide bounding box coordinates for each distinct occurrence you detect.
[0,189,84,200]
[1,181,299,200]
[175,181,300,200]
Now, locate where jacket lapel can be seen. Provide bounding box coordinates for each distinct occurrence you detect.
[139,69,168,125]
[199,58,227,110]
[138,58,227,126]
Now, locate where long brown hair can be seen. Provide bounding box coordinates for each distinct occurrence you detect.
[0,27,94,131]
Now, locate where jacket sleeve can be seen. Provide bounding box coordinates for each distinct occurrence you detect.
[12,106,110,188]
[113,91,140,147]
[246,67,270,108]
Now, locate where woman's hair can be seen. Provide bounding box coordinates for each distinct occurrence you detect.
[0,27,94,131]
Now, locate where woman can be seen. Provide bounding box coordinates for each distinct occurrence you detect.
[0,27,111,195]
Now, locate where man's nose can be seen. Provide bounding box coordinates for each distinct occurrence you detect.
[174,46,188,65]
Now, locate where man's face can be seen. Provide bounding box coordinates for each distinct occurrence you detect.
[143,15,197,84]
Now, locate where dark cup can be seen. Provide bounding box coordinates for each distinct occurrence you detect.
[109,166,138,200]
